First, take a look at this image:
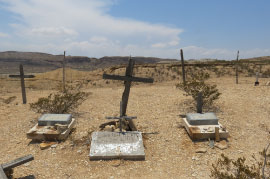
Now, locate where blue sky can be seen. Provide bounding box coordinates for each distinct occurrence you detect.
[0,0,269,60]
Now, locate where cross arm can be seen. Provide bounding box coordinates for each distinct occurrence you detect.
[0,166,7,179]
[106,116,137,120]
[9,75,35,78]
[2,155,34,171]
[103,74,153,83]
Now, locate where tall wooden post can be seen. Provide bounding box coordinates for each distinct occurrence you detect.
[196,92,203,113]
[180,49,186,85]
[19,64,27,104]
[236,50,239,84]
[62,51,66,92]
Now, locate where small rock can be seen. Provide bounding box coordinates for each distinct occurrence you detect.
[40,142,57,150]
[195,148,207,153]
[238,150,243,153]
[23,163,30,167]
[104,125,113,132]
[51,144,57,148]
[215,140,228,150]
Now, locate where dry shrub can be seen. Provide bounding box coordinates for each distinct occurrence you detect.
[210,153,269,179]
[30,84,90,114]
[0,96,16,104]
[176,71,221,109]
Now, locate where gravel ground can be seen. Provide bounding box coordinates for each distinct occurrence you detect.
[1,76,270,178]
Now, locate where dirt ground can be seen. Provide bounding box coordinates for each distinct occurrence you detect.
[1,76,270,179]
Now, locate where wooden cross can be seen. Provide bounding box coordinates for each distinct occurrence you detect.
[103,57,154,131]
[0,155,34,179]
[106,101,137,132]
[8,64,34,104]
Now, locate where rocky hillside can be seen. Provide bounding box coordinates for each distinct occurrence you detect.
[0,51,177,74]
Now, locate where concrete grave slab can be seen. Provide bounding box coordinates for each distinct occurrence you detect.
[89,131,145,160]
[186,112,218,125]
[27,118,75,141]
[182,117,229,140]
[38,114,72,126]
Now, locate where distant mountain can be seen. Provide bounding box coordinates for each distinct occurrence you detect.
[0,51,177,74]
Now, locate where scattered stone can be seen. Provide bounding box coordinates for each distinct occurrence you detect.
[238,150,244,153]
[40,142,57,150]
[55,124,68,133]
[51,144,58,148]
[104,125,114,132]
[215,140,228,150]
[195,148,207,153]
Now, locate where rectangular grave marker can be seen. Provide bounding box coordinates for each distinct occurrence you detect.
[38,114,72,126]
[186,112,219,125]
[89,131,145,160]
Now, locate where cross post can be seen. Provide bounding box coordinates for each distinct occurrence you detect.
[103,57,154,131]
[106,101,137,132]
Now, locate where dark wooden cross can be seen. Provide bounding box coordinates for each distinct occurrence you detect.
[8,64,34,104]
[0,155,34,179]
[103,57,154,131]
[106,101,137,132]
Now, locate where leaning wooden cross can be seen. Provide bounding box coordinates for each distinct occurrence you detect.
[103,57,154,131]
[0,155,34,179]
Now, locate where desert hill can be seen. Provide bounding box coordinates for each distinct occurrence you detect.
[0,51,177,74]
[1,51,270,75]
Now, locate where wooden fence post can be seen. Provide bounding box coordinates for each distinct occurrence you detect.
[236,50,239,84]
[20,64,27,104]
[180,49,186,85]
[63,51,66,92]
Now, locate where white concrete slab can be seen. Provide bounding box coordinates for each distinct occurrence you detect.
[89,131,145,160]
[186,112,219,125]
[38,114,72,126]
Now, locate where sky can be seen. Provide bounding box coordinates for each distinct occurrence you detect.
[0,0,269,60]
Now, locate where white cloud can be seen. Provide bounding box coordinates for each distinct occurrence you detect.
[151,43,167,48]
[0,32,9,38]
[0,0,182,58]
[0,0,269,60]
[31,27,78,37]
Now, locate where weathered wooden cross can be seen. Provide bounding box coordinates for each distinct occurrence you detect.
[103,57,154,131]
[106,101,137,132]
[8,64,35,104]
